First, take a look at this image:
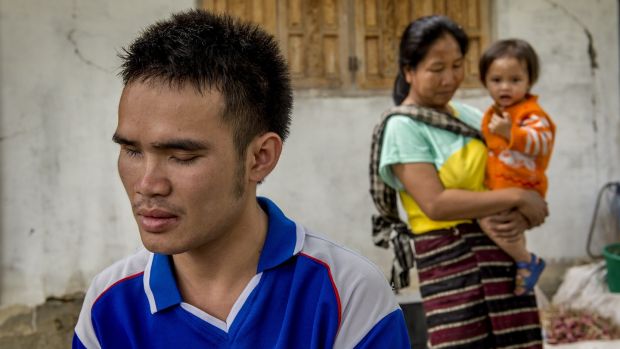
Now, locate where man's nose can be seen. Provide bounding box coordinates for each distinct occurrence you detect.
[135,159,172,197]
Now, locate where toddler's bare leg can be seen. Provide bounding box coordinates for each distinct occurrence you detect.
[488,231,529,263]
[488,232,543,295]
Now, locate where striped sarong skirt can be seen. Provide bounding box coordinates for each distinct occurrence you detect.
[412,222,543,349]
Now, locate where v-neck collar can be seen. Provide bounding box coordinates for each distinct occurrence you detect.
[142,197,305,316]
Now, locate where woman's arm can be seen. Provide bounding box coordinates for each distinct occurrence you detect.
[392,162,548,225]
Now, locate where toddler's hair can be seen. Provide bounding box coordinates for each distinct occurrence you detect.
[479,39,539,86]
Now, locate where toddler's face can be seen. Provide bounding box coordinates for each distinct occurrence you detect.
[484,56,530,108]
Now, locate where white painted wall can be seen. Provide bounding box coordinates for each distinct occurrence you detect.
[1,0,618,307]
[0,0,196,307]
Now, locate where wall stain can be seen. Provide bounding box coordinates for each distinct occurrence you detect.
[66,29,109,73]
[66,0,110,73]
[0,128,37,143]
[543,0,605,187]
[544,0,600,182]
[584,29,599,71]
[545,0,599,72]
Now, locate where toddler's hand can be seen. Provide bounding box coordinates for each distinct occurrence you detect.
[488,112,512,140]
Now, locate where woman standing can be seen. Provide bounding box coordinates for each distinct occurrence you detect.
[375,16,547,348]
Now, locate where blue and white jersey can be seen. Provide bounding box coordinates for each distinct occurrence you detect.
[73,197,410,348]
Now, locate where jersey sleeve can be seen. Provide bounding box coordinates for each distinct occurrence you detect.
[353,309,411,349]
[334,267,411,349]
[329,248,411,348]
[378,116,434,191]
[72,279,103,349]
[72,333,89,349]
[508,113,554,157]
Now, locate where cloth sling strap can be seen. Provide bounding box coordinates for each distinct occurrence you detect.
[369,104,484,290]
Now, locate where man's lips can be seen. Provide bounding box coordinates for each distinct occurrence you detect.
[136,209,179,233]
[137,208,177,218]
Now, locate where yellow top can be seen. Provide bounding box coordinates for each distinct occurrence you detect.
[379,101,488,234]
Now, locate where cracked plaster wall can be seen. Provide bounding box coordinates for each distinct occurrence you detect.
[0,0,195,308]
[0,0,619,309]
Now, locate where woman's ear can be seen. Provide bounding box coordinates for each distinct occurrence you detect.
[246,132,283,183]
[403,66,415,84]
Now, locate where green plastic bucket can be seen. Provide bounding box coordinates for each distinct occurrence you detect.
[603,243,620,293]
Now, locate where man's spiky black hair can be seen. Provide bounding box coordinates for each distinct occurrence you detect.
[119,9,292,156]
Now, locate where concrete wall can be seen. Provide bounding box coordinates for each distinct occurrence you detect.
[0,0,196,307]
[1,0,618,309]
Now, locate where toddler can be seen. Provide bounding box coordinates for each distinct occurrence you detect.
[479,39,556,295]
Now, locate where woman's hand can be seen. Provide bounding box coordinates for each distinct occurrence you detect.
[478,209,528,242]
[514,189,548,227]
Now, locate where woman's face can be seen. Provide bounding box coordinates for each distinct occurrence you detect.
[404,34,465,110]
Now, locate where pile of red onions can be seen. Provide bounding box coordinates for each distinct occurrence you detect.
[543,306,620,344]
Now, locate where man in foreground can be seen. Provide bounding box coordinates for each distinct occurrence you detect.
[72,9,409,348]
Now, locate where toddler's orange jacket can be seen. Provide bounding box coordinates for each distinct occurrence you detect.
[482,94,556,197]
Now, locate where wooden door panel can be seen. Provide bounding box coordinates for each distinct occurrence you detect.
[201,0,489,90]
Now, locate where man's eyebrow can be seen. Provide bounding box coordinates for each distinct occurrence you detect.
[112,133,208,151]
[151,139,208,151]
[112,133,135,146]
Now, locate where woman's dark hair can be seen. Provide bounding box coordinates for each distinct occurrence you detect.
[393,16,469,105]
[119,9,292,158]
[479,38,539,86]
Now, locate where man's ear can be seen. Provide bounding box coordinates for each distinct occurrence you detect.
[246,132,283,183]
